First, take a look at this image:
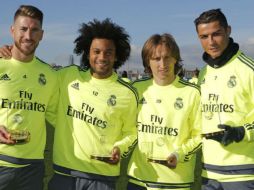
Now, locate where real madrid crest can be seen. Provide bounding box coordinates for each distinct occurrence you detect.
[38,73,46,85]
[174,97,183,110]
[107,95,116,106]
[227,75,236,88]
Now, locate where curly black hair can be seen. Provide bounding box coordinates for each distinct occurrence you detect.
[74,18,131,70]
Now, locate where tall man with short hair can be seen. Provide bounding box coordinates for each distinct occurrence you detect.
[195,8,254,190]
[0,5,58,190]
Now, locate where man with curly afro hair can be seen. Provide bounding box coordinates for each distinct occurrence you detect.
[48,18,138,190]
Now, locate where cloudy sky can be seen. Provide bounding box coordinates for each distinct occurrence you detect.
[1,0,254,72]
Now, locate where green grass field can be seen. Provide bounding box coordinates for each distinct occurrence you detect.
[43,124,202,190]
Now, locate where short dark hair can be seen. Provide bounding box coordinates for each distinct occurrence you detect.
[74,18,131,70]
[14,5,43,25]
[142,33,182,75]
[194,8,228,31]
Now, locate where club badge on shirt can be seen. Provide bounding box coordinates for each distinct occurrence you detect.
[107,95,116,106]
[38,73,46,85]
[174,97,183,110]
[227,75,236,88]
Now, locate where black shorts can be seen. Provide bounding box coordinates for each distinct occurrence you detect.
[202,177,254,190]
[0,162,44,190]
[48,173,116,190]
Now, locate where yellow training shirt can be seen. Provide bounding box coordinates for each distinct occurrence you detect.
[127,76,201,189]
[53,66,138,179]
[0,57,58,167]
[198,51,254,182]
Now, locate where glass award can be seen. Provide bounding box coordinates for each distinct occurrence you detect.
[90,134,112,162]
[146,138,168,166]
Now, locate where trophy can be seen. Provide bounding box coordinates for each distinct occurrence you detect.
[7,112,30,144]
[202,98,225,138]
[8,129,30,144]
[145,138,169,167]
[90,134,112,163]
[146,137,176,169]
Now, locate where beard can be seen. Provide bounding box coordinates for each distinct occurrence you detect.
[14,40,38,56]
[90,62,114,79]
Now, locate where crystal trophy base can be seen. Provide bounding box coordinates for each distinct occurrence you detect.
[147,157,168,165]
[9,130,30,144]
[90,154,111,162]
[201,130,225,138]
[147,157,176,168]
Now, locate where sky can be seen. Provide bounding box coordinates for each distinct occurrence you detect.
[1,0,254,72]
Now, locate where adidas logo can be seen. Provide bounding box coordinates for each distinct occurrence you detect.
[71,82,79,90]
[0,74,11,81]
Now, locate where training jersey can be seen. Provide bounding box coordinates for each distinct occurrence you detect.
[53,66,138,179]
[127,76,202,189]
[0,57,58,167]
[198,50,254,182]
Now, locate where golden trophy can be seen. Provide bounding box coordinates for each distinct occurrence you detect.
[9,129,30,144]
[7,113,30,144]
